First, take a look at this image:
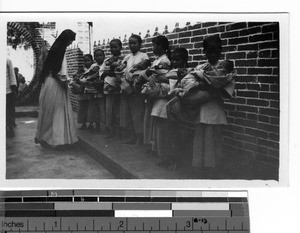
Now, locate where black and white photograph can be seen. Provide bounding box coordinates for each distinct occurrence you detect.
[1,12,288,187]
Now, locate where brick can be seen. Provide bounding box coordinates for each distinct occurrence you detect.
[192,28,207,36]
[259,50,271,58]
[189,49,200,55]
[226,116,235,124]
[179,43,193,49]
[270,117,280,125]
[273,31,279,40]
[179,31,192,38]
[258,115,270,123]
[228,37,248,45]
[194,42,202,48]
[271,49,279,58]
[226,52,246,59]
[259,41,279,50]
[272,68,279,75]
[202,22,218,27]
[226,22,247,31]
[268,148,279,157]
[235,67,247,74]
[237,105,258,113]
[223,138,244,148]
[208,25,225,33]
[178,38,190,44]
[191,36,203,43]
[257,138,279,149]
[249,33,273,42]
[226,124,245,133]
[223,130,235,138]
[235,83,247,89]
[235,118,258,128]
[245,128,269,139]
[248,68,273,75]
[224,103,236,110]
[244,142,268,154]
[258,58,279,67]
[247,113,258,121]
[193,55,206,61]
[247,83,262,91]
[270,84,279,92]
[259,108,280,117]
[257,76,279,84]
[221,31,239,38]
[235,59,257,67]
[262,23,279,33]
[258,123,279,134]
[235,133,256,144]
[228,110,247,118]
[259,92,279,100]
[269,133,279,141]
[166,33,179,40]
[237,43,259,51]
[247,51,258,59]
[235,75,257,83]
[237,90,259,98]
[247,99,269,107]
[222,45,237,52]
[248,22,266,27]
[270,101,279,109]
[240,27,262,36]
[228,97,246,104]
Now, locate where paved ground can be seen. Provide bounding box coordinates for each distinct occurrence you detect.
[6,116,115,179]
[7,105,279,180]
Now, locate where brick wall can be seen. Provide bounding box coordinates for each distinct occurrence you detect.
[77,21,280,167]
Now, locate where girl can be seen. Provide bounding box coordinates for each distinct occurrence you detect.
[103,39,124,139]
[119,34,150,147]
[191,34,236,176]
[151,47,189,170]
[85,49,106,133]
[142,35,171,157]
[35,29,78,148]
[74,54,96,131]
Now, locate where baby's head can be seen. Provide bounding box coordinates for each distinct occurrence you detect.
[219,59,234,73]
[104,76,119,94]
[171,47,189,69]
[203,34,222,65]
[19,76,26,84]
[83,54,93,69]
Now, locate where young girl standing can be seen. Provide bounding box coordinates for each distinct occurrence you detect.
[142,35,171,155]
[191,34,235,176]
[76,54,95,130]
[119,34,150,146]
[104,39,124,139]
[151,47,189,170]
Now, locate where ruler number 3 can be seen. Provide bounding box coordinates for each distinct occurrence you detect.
[186,221,191,228]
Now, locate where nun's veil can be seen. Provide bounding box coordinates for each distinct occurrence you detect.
[40,29,76,83]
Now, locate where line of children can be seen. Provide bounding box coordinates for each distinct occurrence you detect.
[71,34,236,174]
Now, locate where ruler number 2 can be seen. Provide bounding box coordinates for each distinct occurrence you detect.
[119,221,124,228]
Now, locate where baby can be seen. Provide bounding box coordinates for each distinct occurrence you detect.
[171,59,235,98]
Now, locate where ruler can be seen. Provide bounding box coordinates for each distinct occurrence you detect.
[0,190,250,233]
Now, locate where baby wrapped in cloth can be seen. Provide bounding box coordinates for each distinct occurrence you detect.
[167,59,237,123]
